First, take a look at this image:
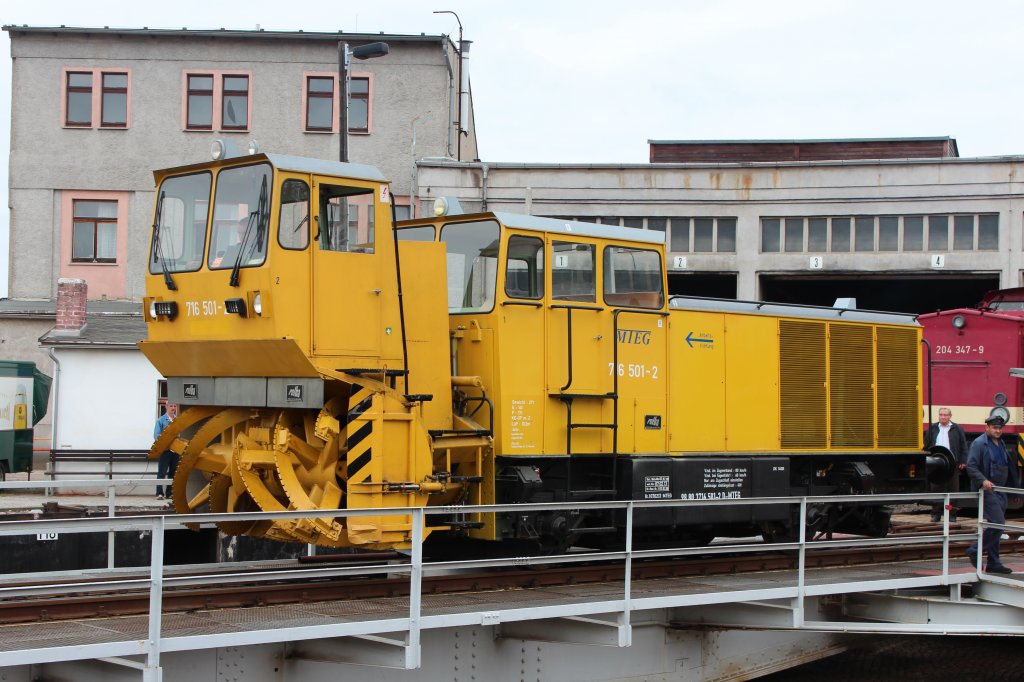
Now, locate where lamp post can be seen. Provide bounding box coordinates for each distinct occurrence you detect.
[338,40,390,163]
[433,10,466,161]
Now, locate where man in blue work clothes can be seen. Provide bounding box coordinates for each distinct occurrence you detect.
[154,403,178,501]
[966,415,1019,574]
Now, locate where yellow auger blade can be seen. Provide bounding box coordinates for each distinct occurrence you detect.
[171,407,254,517]
[148,405,221,460]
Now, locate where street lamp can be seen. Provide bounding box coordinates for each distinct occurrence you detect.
[433,10,469,161]
[338,40,390,163]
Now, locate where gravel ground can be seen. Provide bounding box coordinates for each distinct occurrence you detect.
[762,636,1022,681]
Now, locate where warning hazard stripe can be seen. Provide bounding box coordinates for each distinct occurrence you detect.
[347,449,372,481]
[347,392,373,426]
[346,389,376,484]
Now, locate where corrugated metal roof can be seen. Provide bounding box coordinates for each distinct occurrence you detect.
[2,25,449,45]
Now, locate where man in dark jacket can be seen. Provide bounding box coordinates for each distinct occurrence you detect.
[925,407,969,521]
[965,415,1019,574]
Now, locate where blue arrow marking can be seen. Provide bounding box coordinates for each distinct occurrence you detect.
[686,332,714,348]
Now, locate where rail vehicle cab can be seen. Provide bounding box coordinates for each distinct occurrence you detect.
[140,145,458,550]
[397,203,670,457]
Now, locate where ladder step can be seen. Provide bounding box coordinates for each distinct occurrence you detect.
[569,423,616,429]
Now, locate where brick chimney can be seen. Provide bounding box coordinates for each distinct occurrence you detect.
[55,278,88,334]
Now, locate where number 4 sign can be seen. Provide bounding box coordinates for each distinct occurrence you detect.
[930,255,945,268]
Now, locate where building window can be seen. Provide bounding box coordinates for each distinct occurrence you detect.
[222,75,249,130]
[808,218,828,251]
[854,216,875,251]
[878,216,899,251]
[349,76,369,132]
[306,76,335,131]
[63,68,130,129]
[758,213,999,254]
[928,216,949,251]
[66,72,93,126]
[784,218,803,252]
[979,214,999,249]
[72,200,118,263]
[101,73,128,127]
[183,70,252,132]
[761,219,781,252]
[670,219,690,252]
[953,215,975,250]
[903,216,924,251]
[187,74,214,129]
[831,218,851,252]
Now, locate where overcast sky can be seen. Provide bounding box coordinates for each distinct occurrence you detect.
[3,0,1023,299]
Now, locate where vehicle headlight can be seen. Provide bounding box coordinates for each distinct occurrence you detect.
[253,292,263,316]
[148,300,158,319]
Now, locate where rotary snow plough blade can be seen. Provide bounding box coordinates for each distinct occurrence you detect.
[166,379,439,549]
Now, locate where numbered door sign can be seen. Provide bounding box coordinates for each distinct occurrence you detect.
[809,256,823,270]
[930,254,945,268]
[673,256,688,269]
[36,532,58,541]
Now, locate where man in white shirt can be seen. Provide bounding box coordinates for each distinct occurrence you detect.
[925,407,968,521]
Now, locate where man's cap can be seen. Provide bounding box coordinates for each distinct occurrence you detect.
[986,415,1007,427]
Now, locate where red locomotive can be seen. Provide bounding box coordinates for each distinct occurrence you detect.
[919,288,1024,441]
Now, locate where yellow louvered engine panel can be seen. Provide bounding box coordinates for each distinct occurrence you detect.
[829,324,875,447]
[779,320,827,448]
[876,326,921,447]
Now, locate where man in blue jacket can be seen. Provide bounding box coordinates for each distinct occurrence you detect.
[153,404,178,500]
[965,415,1019,574]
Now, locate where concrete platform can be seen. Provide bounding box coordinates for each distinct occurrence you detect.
[0,472,171,513]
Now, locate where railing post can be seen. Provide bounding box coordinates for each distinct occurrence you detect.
[794,497,807,627]
[145,515,165,681]
[940,492,951,581]
[618,502,633,647]
[406,507,423,669]
[976,489,986,576]
[107,482,116,569]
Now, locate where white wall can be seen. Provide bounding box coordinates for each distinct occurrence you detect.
[52,348,163,450]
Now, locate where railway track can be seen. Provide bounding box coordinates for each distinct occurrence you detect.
[0,521,1011,627]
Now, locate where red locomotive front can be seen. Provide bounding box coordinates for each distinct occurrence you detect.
[919,288,1024,440]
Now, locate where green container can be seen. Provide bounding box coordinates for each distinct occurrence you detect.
[0,361,52,478]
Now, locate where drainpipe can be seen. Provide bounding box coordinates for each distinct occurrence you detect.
[47,348,60,463]
[439,43,455,158]
[481,163,489,212]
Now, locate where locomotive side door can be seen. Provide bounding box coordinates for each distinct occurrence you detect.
[310,176,383,356]
[545,237,612,454]
[602,244,669,455]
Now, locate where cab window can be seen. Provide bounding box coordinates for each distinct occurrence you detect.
[552,241,596,302]
[278,179,310,250]
[505,235,544,299]
[318,184,375,253]
[149,171,211,274]
[208,163,271,270]
[603,246,664,308]
[441,220,500,313]
[395,225,435,241]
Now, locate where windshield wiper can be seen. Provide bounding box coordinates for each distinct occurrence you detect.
[151,190,177,291]
[229,176,269,287]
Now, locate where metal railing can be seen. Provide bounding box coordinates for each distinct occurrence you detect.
[0,477,172,570]
[0,488,1020,680]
